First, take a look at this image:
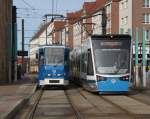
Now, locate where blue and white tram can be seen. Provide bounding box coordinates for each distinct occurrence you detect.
[38,45,70,87]
[71,35,131,93]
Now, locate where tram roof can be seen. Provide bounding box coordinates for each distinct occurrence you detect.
[38,45,66,49]
[91,34,131,40]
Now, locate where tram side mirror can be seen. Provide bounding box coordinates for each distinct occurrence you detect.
[39,48,44,55]
[87,49,91,53]
[36,53,39,59]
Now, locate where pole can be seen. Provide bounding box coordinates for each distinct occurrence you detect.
[135,28,139,87]
[14,23,17,81]
[102,8,106,35]
[142,28,146,88]
[65,28,66,46]
[128,28,131,35]
[45,16,48,45]
[61,30,62,45]
[12,6,17,82]
[120,28,124,34]
[22,19,24,76]
[52,0,54,19]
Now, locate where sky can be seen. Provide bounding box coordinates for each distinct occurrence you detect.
[13,0,95,51]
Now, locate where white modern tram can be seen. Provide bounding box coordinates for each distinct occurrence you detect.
[70,35,131,93]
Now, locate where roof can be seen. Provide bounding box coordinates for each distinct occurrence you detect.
[67,10,83,24]
[83,2,97,15]
[53,20,66,31]
[30,22,51,41]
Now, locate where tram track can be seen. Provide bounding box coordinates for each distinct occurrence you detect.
[76,88,150,119]
[101,94,150,119]
[26,89,43,119]
[77,89,135,119]
[33,89,83,119]
[16,87,83,119]
[66,87,133,119]
[14,89,43,119]
[127,89,150,107]
[65,90,85,119]
[100,95,137,119]
[15,85,150,119]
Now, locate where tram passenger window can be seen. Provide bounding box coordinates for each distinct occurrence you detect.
[77,57,80,74]
[81,53,87,73]
[65,54,69,65]
[87,49,94,75]
[39,56,45,64]
[81,54,84,72]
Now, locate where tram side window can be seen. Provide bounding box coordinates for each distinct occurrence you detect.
[39,48,45,65]
[65,53,69,66]
[81,54,84,72]
[87,49,94,75]
[39,56,45,65]
[81,53,87,73]
[76,56,80,74]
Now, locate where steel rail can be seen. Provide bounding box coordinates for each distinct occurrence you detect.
[100,95,138,118]
[26,89,43,119]
[79,89,137,118]
[65,90,85,119]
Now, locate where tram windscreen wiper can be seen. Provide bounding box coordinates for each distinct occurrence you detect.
[114,60,127,74]
[54,59,63,67]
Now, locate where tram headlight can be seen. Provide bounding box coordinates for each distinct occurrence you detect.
[57,74,64,76]
[121,75,129,81]
[96,75,106,81]
[48,74,52,76]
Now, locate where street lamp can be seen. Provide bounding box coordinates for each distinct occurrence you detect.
[43,18,48,45]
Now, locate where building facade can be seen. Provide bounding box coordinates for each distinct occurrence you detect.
[0,0,13,83]
[29,0,150,73]
[119,0,150,43]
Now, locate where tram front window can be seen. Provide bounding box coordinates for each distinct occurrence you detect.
[93,49,130,75]
[45,48,64,66]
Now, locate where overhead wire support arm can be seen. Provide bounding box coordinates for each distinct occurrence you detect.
[43,14,65,18]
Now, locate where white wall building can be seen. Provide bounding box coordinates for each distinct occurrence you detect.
[92,10,103,35]
[29,38,39,72]
[73,22,82,49]
[119,0,132,34]
[61,27,66,46]
[29,22,54,72]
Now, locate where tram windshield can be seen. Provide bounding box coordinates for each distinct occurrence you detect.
[92,40,130,75]
[45,47,64,66]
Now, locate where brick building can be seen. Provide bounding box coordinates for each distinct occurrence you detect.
[119,0,150,43]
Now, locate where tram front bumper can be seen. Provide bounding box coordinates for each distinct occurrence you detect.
[39,78,68,86]
[97,80,129,92]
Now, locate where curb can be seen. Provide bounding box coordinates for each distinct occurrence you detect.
[3,84,37,119]
[3,98,29,119]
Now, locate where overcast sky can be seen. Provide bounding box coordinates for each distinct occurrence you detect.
[13,0,94,50]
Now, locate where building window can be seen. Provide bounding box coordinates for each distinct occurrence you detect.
[124,0,128,9]
[120,0,128,9]
[124,16,128,25]
[106,19,111,28]
[145,29,150,41]
[106,4,111,14]
[121,16,128,25]
[144,0,150,7]
[144,13,150,24]
[120,2,123,9]
[121,18,124,25]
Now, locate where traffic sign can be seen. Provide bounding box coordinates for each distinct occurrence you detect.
[17,51,28,56]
